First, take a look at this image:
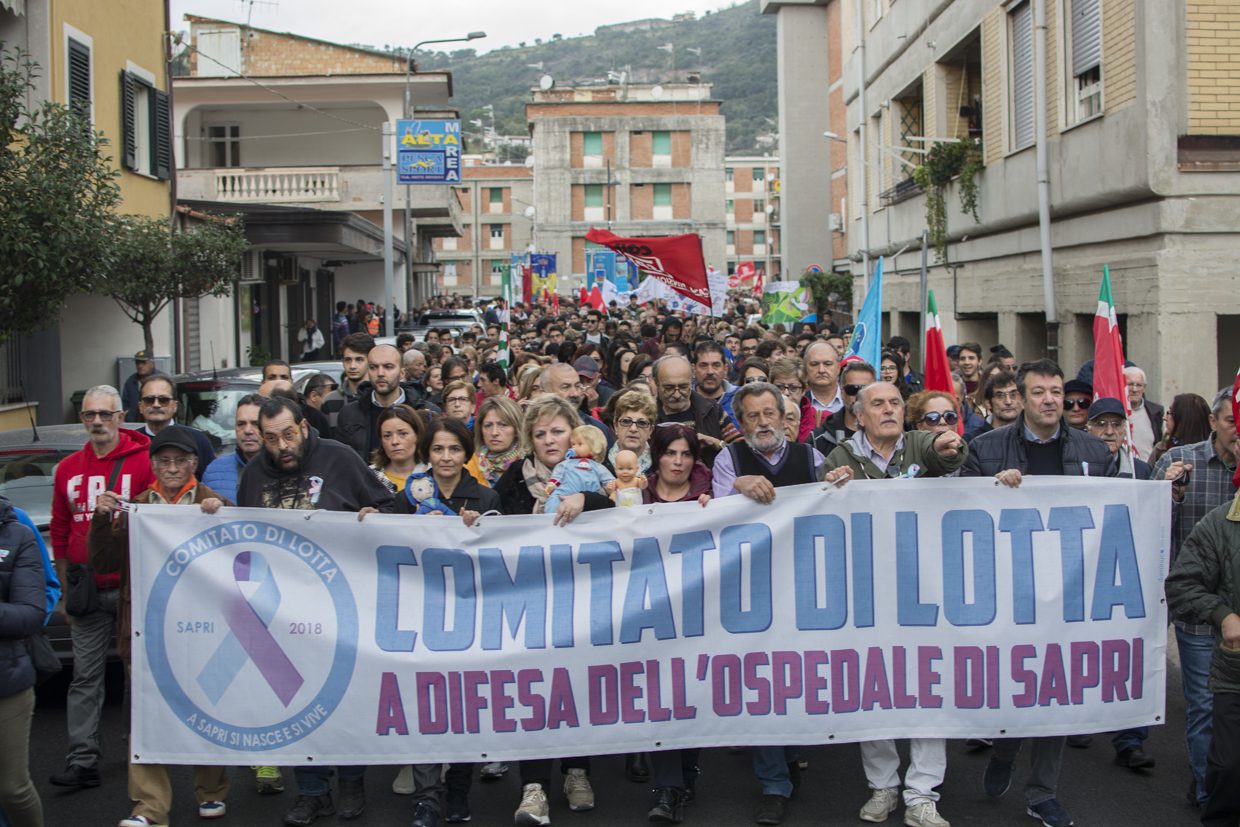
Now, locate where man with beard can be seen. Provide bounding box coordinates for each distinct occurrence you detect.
[710,382,851,825]
[236,396,392,825]
[334,344,407,460]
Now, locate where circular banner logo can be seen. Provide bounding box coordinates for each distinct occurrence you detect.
[144,520,357,751]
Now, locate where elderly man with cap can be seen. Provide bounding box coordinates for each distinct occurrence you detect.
[575,355,614,408]
[1087,398,1152,480]
[1063,379,1094,430]
[88,427,230,827]
[122,350,155,423]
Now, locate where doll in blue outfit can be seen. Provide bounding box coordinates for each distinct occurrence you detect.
[543,425,615,512]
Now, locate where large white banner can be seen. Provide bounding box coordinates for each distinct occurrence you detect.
[129,477,1169,765]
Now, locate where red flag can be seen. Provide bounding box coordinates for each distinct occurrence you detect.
[752,267,764,297]
[736,261,756,287]
[1093,266,1136,455]
[587,284,606,312]
[923,290,962,435]
[585,228,710,307]
[551,289,560,314]
[579,286,588,306]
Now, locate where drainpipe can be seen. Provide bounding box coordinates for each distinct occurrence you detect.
[1033,0,1058,361]
[855,0,871,296]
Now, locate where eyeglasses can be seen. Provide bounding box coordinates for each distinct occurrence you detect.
[617,417,653,430]
[141,395,173,406]
[843,384,865,396]
[921,411,960,426]
[774,383,803,395]
[80,410,121,422]
[660,383,691,394]
[446,395,472,405]
[1063,399,1091,410]
[262,427,302,446]
[152,455,194,468]
[992,390,1021,402]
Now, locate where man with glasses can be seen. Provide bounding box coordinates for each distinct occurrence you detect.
[539,363,615,448]
[236,397,392,825]
[810,361,877,455]
[1063,379,1094,430]
[583,309,609,349]
[967,370,1022,442]
[653,355,727,465]
[49,385,155,791]
[135,374,216,472]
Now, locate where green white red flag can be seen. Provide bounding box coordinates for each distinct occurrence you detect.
[923,290,962,434]
[1093,266,1135,463]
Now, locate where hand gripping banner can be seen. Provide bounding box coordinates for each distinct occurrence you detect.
[128,477,1169,765]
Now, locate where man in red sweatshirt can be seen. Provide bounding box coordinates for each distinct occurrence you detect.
[49,384,153,790]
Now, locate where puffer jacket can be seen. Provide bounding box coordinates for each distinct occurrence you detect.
[960,414,1113,478]
[1166,495,1240,693]
[88,481,228,660]
[0,497,47,697]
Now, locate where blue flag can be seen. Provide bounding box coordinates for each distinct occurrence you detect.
[842,257,883,368]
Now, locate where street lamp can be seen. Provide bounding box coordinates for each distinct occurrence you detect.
[401,30,486,314]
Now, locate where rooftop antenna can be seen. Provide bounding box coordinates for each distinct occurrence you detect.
[538,74,554,92]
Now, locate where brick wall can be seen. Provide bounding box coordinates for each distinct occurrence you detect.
[192,22,404,76]
[572,237,586,274]
[570,133,583,168]
[1185,0,1240,132]
[630,132,653,167]
[1102,0,1136,114]
[571,185,585,221]
[672,131,692,167]
[672,183,691,219]
[736,198,754,223]
[981,9,1004,165]
[630,184,653,219]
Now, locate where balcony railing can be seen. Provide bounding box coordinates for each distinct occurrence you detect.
[213,167,340,203]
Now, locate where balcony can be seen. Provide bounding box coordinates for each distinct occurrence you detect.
[212,167,341,203]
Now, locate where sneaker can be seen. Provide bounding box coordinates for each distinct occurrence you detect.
[904,800,950,827]
[1026,798,1074,827]
[412,799,441,827]
[754,794,787,825]
[393,765,416,795]
[563,768,595,811]
[119,817,167,827]
[480,761,509,781]
[50,764,101,789]
[859,788,900,822]
[648,786,684,823]
[283,794,334,827]
[338,777,366,819]
[198,800,227,819]
[1114,747,1155,770]
[446,788,471,823]
[514,783,550,826]
[255,765,285,795]
[983,757,1014,798]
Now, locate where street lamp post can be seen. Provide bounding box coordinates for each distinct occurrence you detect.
[400,31,485,325]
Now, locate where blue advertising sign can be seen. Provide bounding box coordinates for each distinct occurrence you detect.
[586,249,637,293]
[395,119,462,184]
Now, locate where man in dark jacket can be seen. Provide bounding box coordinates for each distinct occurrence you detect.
[653,355,726,465]
[333,344,407,460]
[0,495,47,827]
[810,361,875,455]
[962,359,1115,827]
[321,332,375,432]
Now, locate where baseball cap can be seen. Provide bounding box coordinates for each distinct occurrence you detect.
[1086,398,1126,421]
[149,426,198,457]
[573,356,600,380]
[134,349,153,361]
[946,345,962,358]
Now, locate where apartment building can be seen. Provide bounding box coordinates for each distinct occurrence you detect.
[430,158,535,297]
[0,0,175,425]
[828,0,1240,399]
[526,82,727,287]
[725,155,783,281]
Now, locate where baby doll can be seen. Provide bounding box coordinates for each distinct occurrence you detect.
[404,472,458,516]
[543,425,615,513]
[606,449,648,507]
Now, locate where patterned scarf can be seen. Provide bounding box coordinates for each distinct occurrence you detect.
[523,457,555,514]
[478,443,524,485]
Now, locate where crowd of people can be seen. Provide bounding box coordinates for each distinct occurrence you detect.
[1,291,1237,827]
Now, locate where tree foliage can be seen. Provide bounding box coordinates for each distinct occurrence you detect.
[97,214,248,354]
[800,267,854,318]
[0,47,120,343]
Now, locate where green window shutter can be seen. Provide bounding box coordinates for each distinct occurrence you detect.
[583,131,603,156]
[119,71,137,170]
[153,88,172,180]
[489,187,503,204]
[584,184,604,207]
[727,230,735,244]
[652,130,672,155]
[754,230,766,245]
[653,183,672,206]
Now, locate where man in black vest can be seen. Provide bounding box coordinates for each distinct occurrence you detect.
[710,382,851,825]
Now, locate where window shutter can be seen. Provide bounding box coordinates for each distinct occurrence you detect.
[119,71,137,170]
[1011,2,1035,149]
[1071,0,1102,76]
[153,88,172,180]
[67,38,91,119]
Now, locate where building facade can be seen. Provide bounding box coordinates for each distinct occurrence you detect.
[761,0,850,278]
[526,82,727,288]
[0,0,174,426]
[832,0,1240,400]
[430,158,535,297]
[725,155,783,281]
[173,16,462,369]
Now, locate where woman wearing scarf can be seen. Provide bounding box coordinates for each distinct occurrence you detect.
[465,396,525,486]
[607,390,656,475]
[369,405,428,494]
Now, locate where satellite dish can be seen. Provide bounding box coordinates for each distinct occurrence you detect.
[765,204,775,214]
[651,84,664,99]
[524,205,536,219]
[538,74,554,91]
[524,155,535,168]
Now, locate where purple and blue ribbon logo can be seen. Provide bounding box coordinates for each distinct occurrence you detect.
[198,551,304,707]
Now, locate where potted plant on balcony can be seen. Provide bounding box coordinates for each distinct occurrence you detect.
[911,138,984,262]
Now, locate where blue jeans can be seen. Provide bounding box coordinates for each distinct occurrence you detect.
[294,765,366,796]
[751,747,793,798]
[1178,625,1216,806]
[1111,727,1148,753]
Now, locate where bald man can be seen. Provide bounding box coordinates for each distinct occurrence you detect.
[333,343,407,459]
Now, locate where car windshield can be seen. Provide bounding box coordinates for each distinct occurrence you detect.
[0,449,73,528]
[177,387,251,446]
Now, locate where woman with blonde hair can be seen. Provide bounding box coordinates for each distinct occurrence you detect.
[465,396,526,486]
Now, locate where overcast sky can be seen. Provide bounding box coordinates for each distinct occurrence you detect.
[169,0,745,54]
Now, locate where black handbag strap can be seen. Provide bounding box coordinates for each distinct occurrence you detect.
[107,457,125,492]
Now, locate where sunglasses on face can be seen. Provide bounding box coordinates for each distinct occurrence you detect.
[843,384,865,396]
[921,411,960,426]
[1063,399,1091,410]
[141,395,173,405]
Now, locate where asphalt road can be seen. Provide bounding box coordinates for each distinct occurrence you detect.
[28,649,1200,827]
